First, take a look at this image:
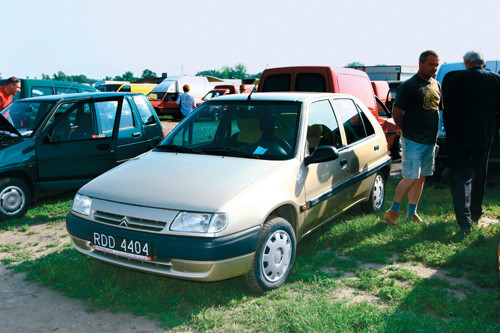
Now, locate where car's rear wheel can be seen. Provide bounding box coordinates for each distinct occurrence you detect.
[360,172,385,214]
[0,178,31,221]
[244,217,296,292]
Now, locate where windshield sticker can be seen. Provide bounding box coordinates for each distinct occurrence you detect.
[253,146,268,155]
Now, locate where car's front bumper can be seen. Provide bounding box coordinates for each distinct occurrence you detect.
[66,212,260,282]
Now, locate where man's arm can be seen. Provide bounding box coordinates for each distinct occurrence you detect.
[392,105,404,130]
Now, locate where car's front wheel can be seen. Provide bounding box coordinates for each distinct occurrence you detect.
[360,172,385,214]
[244,217,296,292]
[0,178,31,221]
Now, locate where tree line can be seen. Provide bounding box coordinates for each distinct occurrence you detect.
[3,62,368,83]
[33,63,261,84]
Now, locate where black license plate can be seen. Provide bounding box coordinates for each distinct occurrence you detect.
[92,232,151,261]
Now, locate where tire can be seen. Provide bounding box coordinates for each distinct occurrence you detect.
[360,172,385,214]
[244,217,296,292]
[0,178,31,221]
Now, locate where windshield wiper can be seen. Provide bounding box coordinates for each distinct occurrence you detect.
[155,144,204,154]
[201,147,260,159]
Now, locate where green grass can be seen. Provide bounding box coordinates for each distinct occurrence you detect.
[0,192,73,232]
[6,178,500,332]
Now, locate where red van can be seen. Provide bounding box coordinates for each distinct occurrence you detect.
[257,66,400,158]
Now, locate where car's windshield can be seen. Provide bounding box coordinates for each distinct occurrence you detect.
[1,101,55,137]
[158,100,301,160]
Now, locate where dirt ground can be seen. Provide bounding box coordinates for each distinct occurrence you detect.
[0,123,497,332]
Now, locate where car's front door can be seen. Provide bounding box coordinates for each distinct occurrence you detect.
[301,99,352,234]
[35,98,121,193]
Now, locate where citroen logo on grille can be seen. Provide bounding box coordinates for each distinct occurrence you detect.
[119,217,129,227]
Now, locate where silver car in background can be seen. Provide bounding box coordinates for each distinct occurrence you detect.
[66,92,391,291]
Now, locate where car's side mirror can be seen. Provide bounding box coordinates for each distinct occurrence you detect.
[304,145,339,166]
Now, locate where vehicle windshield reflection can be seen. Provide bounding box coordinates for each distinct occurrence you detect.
[158,101,301,160]
[1,101,55,137]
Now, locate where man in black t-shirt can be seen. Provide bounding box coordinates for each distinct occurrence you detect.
[385,50,442,226]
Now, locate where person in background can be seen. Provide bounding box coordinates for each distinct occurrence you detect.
[0,77,21,112]
[385,50,442,226]
[443,50,500,235]
[176,84,196,117]
[175,84,196,144]
[239,84,246,94]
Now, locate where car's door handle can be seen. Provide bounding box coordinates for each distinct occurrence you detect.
[374,145,380,151]
[132,132,141,137]
[340,159,348,166]
[96,143,110,151]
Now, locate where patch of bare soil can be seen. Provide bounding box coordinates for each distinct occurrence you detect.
[326,217,498,305]
[0,221,166,332]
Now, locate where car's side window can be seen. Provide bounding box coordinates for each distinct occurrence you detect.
[119,98,136,129]
[32,86,53,97]
[333,99,373,145]
[49,102,94,142]
[306,99,342,153]
[55,87,78,95]
[95,101,118,137]
[132,94,156,124]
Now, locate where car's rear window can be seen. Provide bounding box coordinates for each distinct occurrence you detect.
[261,74,292,92]
[295,73,326,92]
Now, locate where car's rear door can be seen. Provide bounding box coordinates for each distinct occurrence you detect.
[35,97,121,192]
[332,98,381,203]
[115,95,163,162]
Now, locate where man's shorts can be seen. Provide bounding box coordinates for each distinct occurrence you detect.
[401,137,437,179]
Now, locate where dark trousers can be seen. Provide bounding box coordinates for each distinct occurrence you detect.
[448,149,490,230]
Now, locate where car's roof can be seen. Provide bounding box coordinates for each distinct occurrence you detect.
[12,92,142,102]
[211,92,354,103]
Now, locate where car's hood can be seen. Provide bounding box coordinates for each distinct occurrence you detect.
[0,113,22,137]
[80,151,286,211]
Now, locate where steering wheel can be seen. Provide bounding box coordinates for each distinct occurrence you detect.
[257,136,292,155]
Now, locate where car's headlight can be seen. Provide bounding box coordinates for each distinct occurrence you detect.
[170,212,228,233]
[72,193,92,216]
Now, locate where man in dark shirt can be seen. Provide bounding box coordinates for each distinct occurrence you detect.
[443,51,500,234]
[385,50,441,226]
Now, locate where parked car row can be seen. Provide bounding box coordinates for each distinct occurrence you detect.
[3,67,397,292]
[0,92,165,220]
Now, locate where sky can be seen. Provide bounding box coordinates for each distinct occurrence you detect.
[2,0,500,80]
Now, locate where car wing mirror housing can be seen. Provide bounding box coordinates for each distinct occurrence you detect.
[304,145,340,166]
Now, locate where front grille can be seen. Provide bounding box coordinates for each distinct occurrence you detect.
[93,210,167,232]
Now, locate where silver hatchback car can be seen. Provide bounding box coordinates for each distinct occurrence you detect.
[67,92,391,291]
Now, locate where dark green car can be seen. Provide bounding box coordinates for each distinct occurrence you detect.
[0,92,165,220]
